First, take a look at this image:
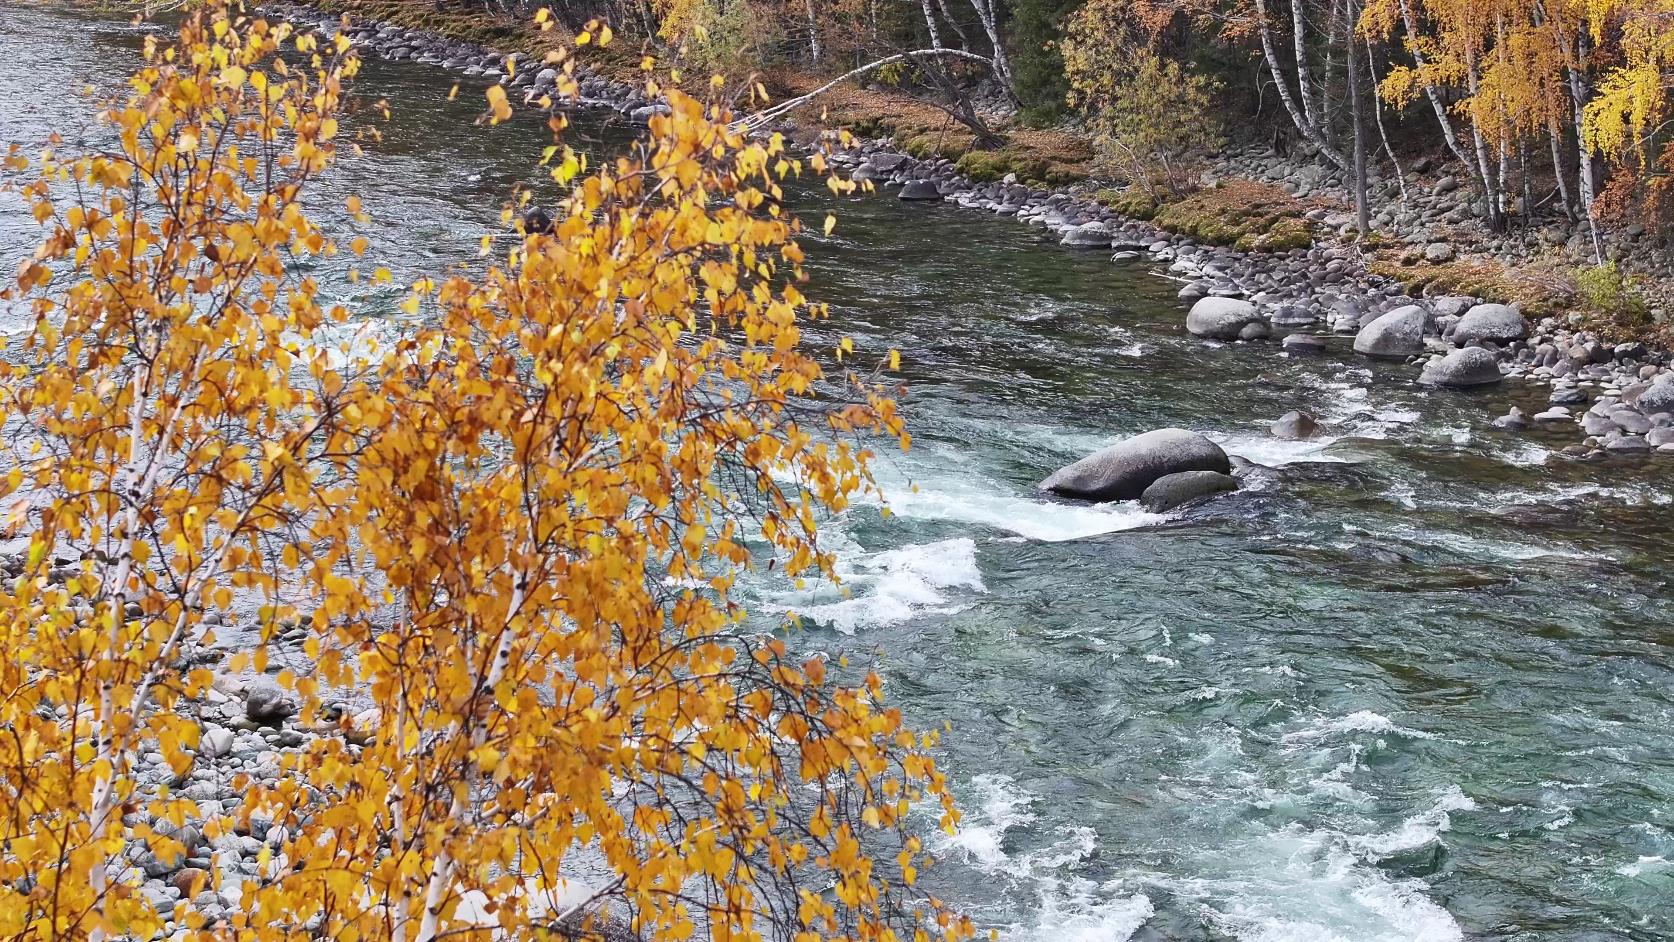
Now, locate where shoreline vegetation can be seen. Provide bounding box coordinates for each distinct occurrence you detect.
[277,0,1672,336]
[264,0,1674,463]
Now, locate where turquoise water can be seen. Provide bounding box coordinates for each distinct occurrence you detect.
[4,6,1673,939]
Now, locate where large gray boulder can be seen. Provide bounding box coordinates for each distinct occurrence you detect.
[1353,304,1427,359]
[1271,410,1320,440]
[1633,378,1674,414]
[1451,303,1527,346]
[1140,471,1239,512]
[898,180,941,201]
[1186,297,1261,341]
[1419,346,1502,387]
[1040,428,1231,502]
[1060,222,1113,248]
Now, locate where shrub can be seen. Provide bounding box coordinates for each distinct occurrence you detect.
[1576,261,1656,341]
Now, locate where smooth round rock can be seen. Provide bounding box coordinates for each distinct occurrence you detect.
[1283,333,1326,355]
[1419,347,1502,387]
[1271,410,1320,440]
[1139,471,1239,513]
[1040,428,1232,502]
[1451,303,1528,346]
[1060,222,1113,248]
[897,180,941,201]
[1187,297,1261,341]
[1353,304,1427,359]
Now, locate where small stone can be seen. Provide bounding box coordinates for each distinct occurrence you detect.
[1424,242,1455,263]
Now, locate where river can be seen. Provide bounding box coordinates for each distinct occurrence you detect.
[3,4,1673,940]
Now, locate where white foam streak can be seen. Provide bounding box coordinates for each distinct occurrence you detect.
[789,538,985,633]
[883,477,1170,542]
[1282,711,1439,744]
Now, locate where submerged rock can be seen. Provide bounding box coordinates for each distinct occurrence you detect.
[1140,470,1238,512]
[1186,297,1261,341]
[1040,428,1231,502]
[1282,333,1326,355]
[1419,346,1502,387]
[897,180,941,201]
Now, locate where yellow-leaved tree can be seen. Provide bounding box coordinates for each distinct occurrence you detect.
[0,6,974,942]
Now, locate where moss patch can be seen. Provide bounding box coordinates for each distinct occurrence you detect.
[1367,256,1576,317]
[1096,181,1315,251]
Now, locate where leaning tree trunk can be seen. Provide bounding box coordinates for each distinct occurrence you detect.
[937,0,973,49]
[805,0,822,64]
[966,0,1014,95]
[1291,0,1323,127]
[1254,0,1350,170]
[1345,0,1370,233]
[919,0,945,49]
[1548,122,1575,220]
[1393,0,1488,195]
[1365,33,1409,204]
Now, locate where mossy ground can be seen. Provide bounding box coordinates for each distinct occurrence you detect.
[1366,255,1577,317]
[1095,180,1316,252]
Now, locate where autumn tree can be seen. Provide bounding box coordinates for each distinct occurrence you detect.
[0,6,975,942]
[1063,2,1222,194]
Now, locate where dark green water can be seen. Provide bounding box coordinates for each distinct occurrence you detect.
[5,6,1674,940]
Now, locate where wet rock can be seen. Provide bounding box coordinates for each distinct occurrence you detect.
[1494,407,1530,428]
[1271,410,1320,440]
[1353,304,1427,359]
[1605,433,1652,453]
[1282,333,1326,355]
[897,180,940,201]
[1451,303,1528,346]
[1040,428,1231,502]
[1186,297,1261,341]
[1140,470,1239,512]
[1238,321,1271,342]
[1549,386,1588,405]
[1419,347,1502,387]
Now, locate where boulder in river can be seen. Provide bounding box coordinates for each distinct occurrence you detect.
[897,180,941,201]
[1419,346,1502,387]
[1140,470,1239,512]
[1282,333,1326,355]
[1186,297,1261,341]
[1271,410,1320,440]
[1450,303,1527,346]
[1040,428,1231,502]
[1352,304,1427,359]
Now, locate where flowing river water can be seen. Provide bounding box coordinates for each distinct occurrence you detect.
[5,5,1674,940]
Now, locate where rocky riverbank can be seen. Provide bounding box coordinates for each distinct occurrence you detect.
[828,141,1674,461]
[259,2,1674,465]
